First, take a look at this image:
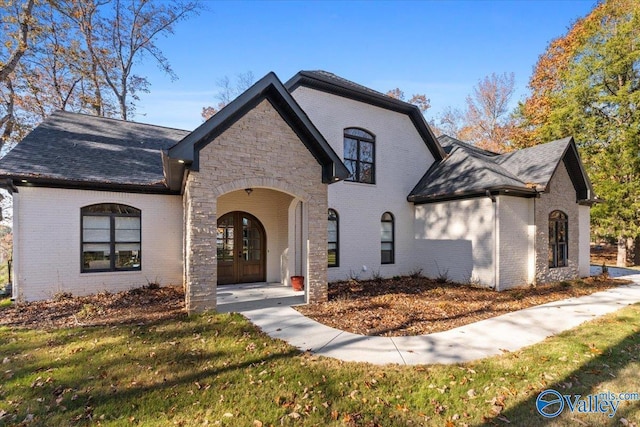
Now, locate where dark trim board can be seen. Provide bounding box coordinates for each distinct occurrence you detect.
[7,178,180,195]
[408,187,538,205]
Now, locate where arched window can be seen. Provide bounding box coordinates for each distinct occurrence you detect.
[344,128,375,184]
[81,203,141,272]
[328,209,339,267]
[549,210,568,268]
[381,212,394,264]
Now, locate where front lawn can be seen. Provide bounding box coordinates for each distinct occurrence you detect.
[1,297,639,426]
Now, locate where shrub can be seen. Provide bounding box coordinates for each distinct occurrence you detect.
[408,268,423,279]
[371,269,384,283]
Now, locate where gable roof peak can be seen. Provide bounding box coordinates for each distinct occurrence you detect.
[168,71,349,184]
[286,70,446,161]
[437,134,500,157]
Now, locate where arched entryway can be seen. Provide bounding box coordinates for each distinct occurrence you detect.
[217,211,266,285]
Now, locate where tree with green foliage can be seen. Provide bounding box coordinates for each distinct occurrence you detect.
[519,0,640,266]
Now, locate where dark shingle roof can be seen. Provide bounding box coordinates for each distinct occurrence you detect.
[408,135,592,203]
[0,111,189,192]
[409,141,532,202]
[438,134,499,157]
[295,71,407,106]
[494,137,572,188]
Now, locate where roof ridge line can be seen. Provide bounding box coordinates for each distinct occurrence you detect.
[52,110,191,132]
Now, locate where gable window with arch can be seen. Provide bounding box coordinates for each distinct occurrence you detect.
[381,212,395,264]
[81,203,141,272]
[344,127,375,184]
[328,209,339,267]
[549,210,568,268]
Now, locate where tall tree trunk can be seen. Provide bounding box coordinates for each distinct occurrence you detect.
[629,236,640,266]
[617,236,627,267]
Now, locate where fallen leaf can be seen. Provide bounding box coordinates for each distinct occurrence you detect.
[496,414,511,423]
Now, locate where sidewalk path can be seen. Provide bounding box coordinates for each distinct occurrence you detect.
[236,269,640,365]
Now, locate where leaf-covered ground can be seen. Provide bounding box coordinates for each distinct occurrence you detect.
[1,302,639,426]
[0,285,186,329]
[296,276,628,337]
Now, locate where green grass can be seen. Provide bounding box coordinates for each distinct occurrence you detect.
[0,298,10,308]
[1,306,639,426]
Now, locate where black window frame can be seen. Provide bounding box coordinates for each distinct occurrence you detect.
[81,203,142,273]
[344,127,375,184]
[549,210,568,268]
[328,209,339,267]
[381,212,395,265]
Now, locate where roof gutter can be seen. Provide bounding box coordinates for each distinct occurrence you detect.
[3,176,179,195]
[408,186,537,205]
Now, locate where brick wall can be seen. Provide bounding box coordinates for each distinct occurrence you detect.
[184,98,328,312]
[497,196,534,289]
[578,205,591,277]
[414,197,496,286]
[291,86,436,281]
[13,186,183,301]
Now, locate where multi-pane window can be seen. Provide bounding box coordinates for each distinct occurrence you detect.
[81,203,141,272]
[549,210,568,268]
[344,128,375,184]
[328,209,339,267]
[381,212,394,264]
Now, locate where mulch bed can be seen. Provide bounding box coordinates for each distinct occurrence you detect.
[0,285,186,329]
[295,275,630,337]
[0,274,630,336]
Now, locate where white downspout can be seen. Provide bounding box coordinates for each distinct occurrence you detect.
[486,190,498,290]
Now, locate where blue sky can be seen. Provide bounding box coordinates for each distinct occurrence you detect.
[134,0,597,131]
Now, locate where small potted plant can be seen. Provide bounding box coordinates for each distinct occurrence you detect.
[291,276,304,291]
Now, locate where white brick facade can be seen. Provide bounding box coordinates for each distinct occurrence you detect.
[291,87,436,281]
[578,205,591,277]
[497,196,534,290]
[12,187,183,301]
[415,197,496,285]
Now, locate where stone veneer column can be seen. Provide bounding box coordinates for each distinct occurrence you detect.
[184,178,218,313]
[306,196,328,303]
[534,162,580,283]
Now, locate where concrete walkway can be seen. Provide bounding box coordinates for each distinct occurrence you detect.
[217,269,640,365]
